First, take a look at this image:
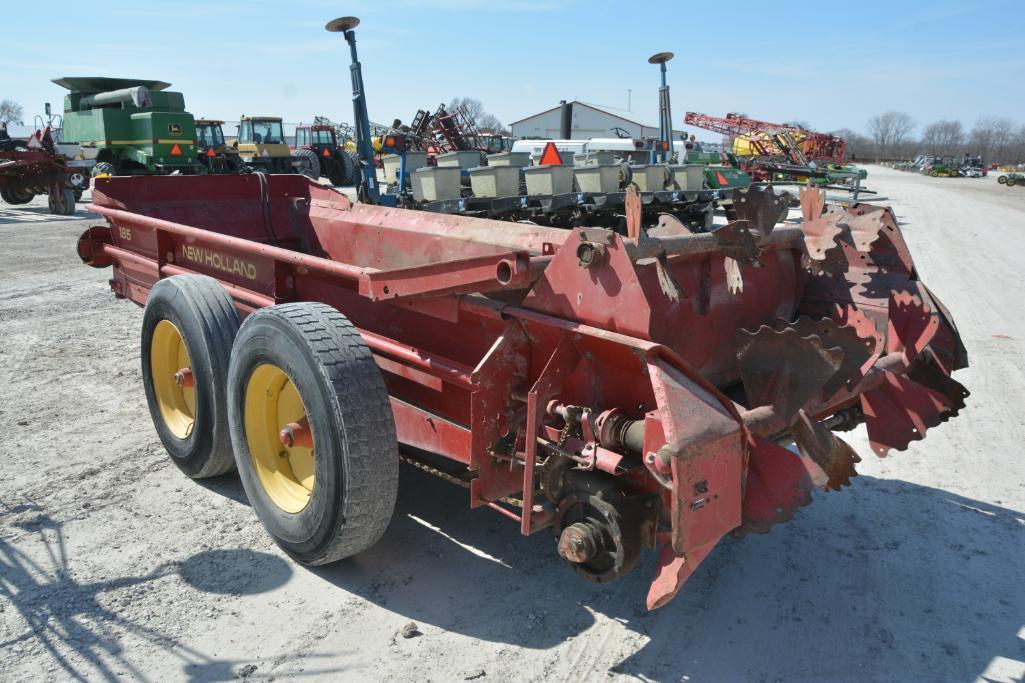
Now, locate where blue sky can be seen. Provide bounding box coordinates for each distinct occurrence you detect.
[3,0,1023,137]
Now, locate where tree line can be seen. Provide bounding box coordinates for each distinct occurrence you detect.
[833,112,1025,164]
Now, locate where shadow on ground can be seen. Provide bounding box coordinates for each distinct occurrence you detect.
[0,206,92,225]
[0,499,321,682]
[313,466,1025,681]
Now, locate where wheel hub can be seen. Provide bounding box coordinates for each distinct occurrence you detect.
[558,521,603,564]
[243,363,316,513]
[554,473,647,584]
[150,320,196,439]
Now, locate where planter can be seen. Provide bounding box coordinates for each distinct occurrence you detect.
[575,151,615,167]
[669,164,706,191]
[469,166,521,197]
[487,152,531,168]
[630,164,671,192]
[523,165,575,195]
[436,151,482,169]
[382,152,429,187]
[411,166,462,202]
[573,165,622,193]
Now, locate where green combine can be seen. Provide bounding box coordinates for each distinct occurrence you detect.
[53,77,201,176]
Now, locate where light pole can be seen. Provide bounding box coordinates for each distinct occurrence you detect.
[326,16,378,203]
[648,51,674,163]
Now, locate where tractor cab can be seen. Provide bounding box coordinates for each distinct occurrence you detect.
[233,116,297,174]
[196,119,227,153]
[295,124,338,153]
[476,133,513,154]
[195,119,240,174]
[293,121,357,186]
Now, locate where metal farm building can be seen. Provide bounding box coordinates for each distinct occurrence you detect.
[509,101,686,140]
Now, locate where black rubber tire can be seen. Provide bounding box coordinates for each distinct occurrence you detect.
[327,153,348,186]
[92,161,117,177]
[227,302,399,565]
[998,175,1007,184]
[339,152,357,186]
[295,149,321,179]
[48,187,75,215]
[141,275,241,478]
[1007,176,1017,187]
[1,186,34,205]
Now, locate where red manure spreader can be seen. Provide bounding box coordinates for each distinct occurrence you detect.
[78,175,968,609]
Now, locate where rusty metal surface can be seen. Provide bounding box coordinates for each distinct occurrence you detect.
[798,210,848,273]
[625,184,642,239]
[647,212,690,238]
[712,220,762,265]
[769,316,877,398]
[739,436,822,534]
[735,323,844,424]
[799,184,825,223]
[790,409,861,490]
[730,185,787,237]
[862,372,958,457]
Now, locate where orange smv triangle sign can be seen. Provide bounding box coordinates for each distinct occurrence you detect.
[170,143,183,157]
[539,141,563,165]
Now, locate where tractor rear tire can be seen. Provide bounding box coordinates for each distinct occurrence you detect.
[1008,176,1018,187]
[227,302,398,565]
[295,149,321,179]
[141,275,241,479]
[92,161,117,177]
[950,169,959,178]
[998,175,1007,184]
[334,151,358,186]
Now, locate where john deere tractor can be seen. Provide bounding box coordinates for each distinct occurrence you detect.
[195,119,241,174]
[232,116,302,175]
[53,77,201,176]
[294,119,357,185]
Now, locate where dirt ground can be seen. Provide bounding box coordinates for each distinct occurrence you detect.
[1,166,1023,682]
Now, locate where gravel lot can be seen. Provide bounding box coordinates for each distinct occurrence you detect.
[1,166,1022,682]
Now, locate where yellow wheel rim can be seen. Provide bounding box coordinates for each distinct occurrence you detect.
[244,363,315,513]
[151,320,196,439]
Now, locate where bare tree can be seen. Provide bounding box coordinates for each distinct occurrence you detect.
[0,99,24,125]
[447,97,507,133]
[783,120,811,130]
[920,120,964,157]
[970,117,1016,163]
[477,113,508,134]
[1012,124,1025,165]
[867,111,915,161]
[830,128,873,161]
